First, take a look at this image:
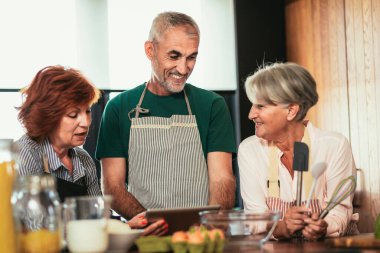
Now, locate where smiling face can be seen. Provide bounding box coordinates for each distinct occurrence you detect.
[49,104,91,150]
[248,99,290,141]
[145,25,199,95]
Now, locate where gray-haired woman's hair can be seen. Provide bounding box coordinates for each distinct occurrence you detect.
[244,62,319,121]
[148,11,200,42]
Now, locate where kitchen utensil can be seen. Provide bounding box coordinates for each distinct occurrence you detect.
[319,175,356,219]
[199,210,280,249]
[305,162,327,208]
[293,142,309,206]
[292,142,309,239]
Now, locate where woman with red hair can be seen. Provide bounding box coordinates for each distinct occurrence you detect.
[16,65,102,200]
[16,65,168,235]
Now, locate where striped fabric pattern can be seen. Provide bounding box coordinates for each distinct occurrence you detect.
[266,197,322,219]
[15,134,101,196]
[128,114,209,209]
[266,196,359,236]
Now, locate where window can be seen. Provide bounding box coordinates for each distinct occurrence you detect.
[107,0,237,91]
[0,92,24,140]
[0,0,237,139]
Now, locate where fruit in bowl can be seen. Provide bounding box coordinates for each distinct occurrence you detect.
[199,210,280,249]
[107,219,144,253]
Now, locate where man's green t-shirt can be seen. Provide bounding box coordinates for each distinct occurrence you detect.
[96,83,236,160]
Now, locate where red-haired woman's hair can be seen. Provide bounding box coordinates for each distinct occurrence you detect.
[18,65,101,142]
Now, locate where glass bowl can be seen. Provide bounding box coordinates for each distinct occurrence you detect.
[107,219,144,253]
[199,209,280,249]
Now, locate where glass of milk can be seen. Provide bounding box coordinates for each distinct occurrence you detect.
[63,195,112,253]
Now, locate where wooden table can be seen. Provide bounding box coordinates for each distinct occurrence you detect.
[60,234,379,253]
[126,234,380,253]
[223,240,379,253]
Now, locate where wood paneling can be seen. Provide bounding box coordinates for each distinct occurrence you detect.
[285,0,380,232]
[345,0,380,232]
[286,0,350,138]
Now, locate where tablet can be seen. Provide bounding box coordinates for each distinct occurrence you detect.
[145,205,221,235]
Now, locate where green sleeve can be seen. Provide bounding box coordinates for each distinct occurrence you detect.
[207,97,237,153]
[95,95,127,159]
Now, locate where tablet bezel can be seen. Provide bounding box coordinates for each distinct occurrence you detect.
[145,205,221,235]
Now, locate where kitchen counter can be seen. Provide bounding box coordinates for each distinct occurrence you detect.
[127,233,380,253]
[60,233,380,253]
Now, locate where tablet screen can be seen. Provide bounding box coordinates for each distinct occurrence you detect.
[145,205,221,235]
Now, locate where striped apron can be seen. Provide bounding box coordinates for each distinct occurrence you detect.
[266,129,321,219]
[266,129,358,236]
[127,84,209,209]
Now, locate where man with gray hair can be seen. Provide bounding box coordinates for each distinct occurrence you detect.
[96,11,236,221]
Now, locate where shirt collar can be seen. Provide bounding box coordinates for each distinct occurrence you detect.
[40,138,82,178]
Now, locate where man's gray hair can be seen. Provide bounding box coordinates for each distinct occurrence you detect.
[244,62,319,121]
[148,11,200,42]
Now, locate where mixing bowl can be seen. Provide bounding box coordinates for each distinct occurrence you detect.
[199,209,280,249]
[107,219,144,253]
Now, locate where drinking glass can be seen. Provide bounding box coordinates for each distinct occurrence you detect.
[64,195,112,253]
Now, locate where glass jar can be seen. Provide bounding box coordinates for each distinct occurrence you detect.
[0,139,18,253]
[12,175,62,253]
[64,195,112,253]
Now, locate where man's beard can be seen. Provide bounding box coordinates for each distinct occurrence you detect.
[160,80,186,94]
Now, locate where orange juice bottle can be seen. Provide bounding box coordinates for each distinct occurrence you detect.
[0,139,18,253]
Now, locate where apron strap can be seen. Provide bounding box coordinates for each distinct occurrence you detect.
[128,83,150,120]
[268,125,313,199]
[183,89,193,115]
[41,153,88,202]
[128,82,193,120]
[268,143,280,197]
[128,106,150,121]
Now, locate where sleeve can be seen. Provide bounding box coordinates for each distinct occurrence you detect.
[95,95,127,159]
[16,143,43,176]
[238,139,268,212]
[323,136,357,237]
[207,96,236,153]
[81,153,102,196]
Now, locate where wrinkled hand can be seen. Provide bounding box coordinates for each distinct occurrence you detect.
[302,212,328,240]
[127,212,168,236]
[283,206,311,236]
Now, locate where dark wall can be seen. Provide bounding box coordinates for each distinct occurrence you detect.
[232,0,286,207]
[234,0,286,142]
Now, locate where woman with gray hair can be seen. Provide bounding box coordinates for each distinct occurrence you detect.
[238,62,358,240]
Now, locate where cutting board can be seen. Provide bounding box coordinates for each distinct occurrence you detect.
[329,233,380,248]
